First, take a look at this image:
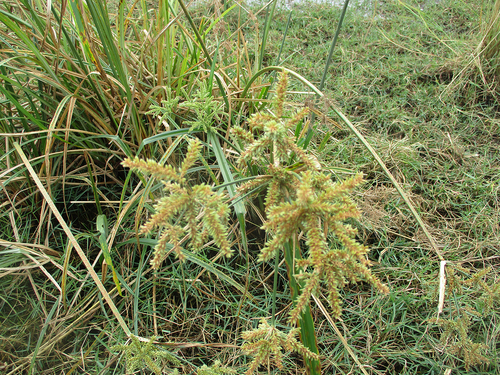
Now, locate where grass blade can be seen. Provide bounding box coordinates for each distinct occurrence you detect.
[312,295,370,375]
[13,142,132,338]
[181,248,253,301]
[284,240,321,374]
[97,214,123,297]
[318,0,350,92]
[258,0,278,71]
[330,106,444,261]
[208,131,247,250]
[28,296,61,375]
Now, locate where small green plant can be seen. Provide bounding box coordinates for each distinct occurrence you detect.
[177,82,226,133]
[241,318,319,375]
[111,335,180,375]
[197,361,236,375]
[233,72,388,319]
[430,265,500,370]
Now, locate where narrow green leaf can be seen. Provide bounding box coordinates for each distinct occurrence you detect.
[208,41,219,90]
[283,241,321,375]
[137,128,191,154]
[28,296,61,375]
[181,249,253,301]
[208,132,247,251]
[85,154,102,215]
[202,3,238,36]
[0,11,59,84]
[133,250,148,335]
[97,215,123,297]
[319,0,350,92]
[318,131,332,153]
[259,0,278,71]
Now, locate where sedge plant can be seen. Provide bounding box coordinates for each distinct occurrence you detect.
[123,72,388,374]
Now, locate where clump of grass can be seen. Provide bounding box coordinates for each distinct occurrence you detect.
[122,73,388,374]
[481,0,500,76]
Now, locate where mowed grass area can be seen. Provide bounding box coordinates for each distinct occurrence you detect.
[256,1,500,373]
[0,0,499,374]
[271,0,499,262]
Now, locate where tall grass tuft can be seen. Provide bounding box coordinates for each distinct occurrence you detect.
[4,0,485,373]
[482,0,500,74]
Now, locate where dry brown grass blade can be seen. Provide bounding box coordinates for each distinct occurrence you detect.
[0,240,79,277]
[438,260,447,318]
[312,294,370,375]
[13,142,132,338]
[5,299,103,375]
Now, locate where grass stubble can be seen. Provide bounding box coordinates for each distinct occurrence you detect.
[0,0,499,373]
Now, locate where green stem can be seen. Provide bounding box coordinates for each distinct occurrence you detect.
[283,240,321,375]
[176,0,212,66]
[319,0,350,92]
[309,0,350,135]
[258,0,278,71]
[176,0,230,109]
[271,249,280,326]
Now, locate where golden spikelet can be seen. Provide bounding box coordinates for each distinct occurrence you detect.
[274,72,288,119]
[122,138,231,269]
[123,157,180,183]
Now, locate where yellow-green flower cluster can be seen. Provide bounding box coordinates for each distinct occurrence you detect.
[241,318,319,375]
[232,72,388,324]
[123,138,231,269]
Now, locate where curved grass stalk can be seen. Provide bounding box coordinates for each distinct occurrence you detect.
[239,66,324,104]
[331,108,444,261]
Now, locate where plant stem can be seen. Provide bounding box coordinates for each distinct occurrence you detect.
[271,249,280,326]
[258,0,278,71]
[283,240,321,375]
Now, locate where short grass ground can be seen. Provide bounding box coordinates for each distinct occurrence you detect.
[266,0,500,372]
[1,0,499,373]
[261,0,500,372]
